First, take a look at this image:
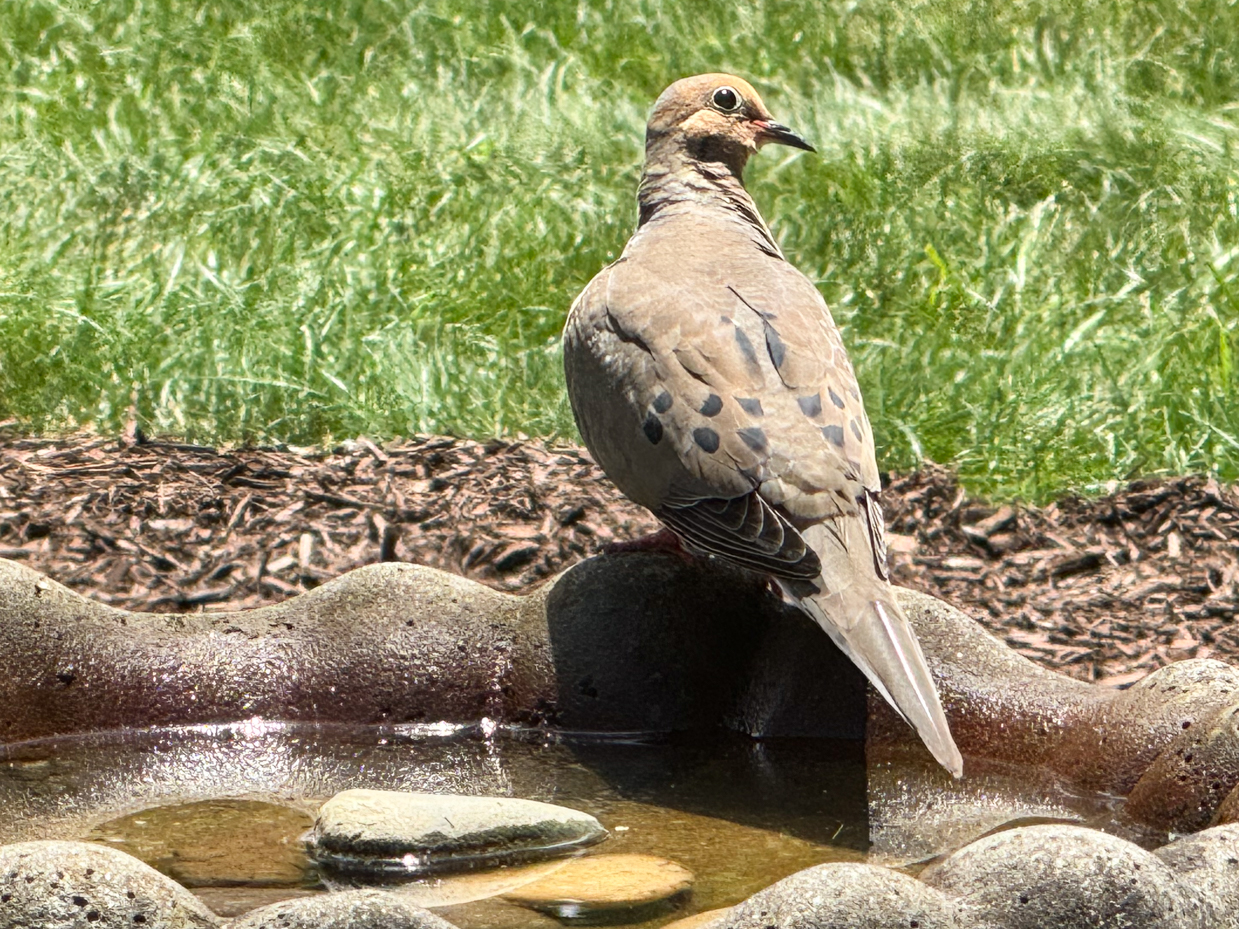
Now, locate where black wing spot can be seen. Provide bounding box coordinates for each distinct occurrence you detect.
[828,387,846,409]
[737,427,768,453]
[822,424,845,447]
[797,392,822,418]
[643,413,663,445]
[736,397,764,416]
[734,326,760,369]
[693,427,720,453]
[850,419,864,441]
[653,390,673,413]
[764,322,787,372]
[700,394,723,417]
[605,309,653,355]
[849,385,861,401]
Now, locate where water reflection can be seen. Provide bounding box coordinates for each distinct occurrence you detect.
[868,744,1168,867]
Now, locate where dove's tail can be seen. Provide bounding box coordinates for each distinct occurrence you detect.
[788,521,964,778]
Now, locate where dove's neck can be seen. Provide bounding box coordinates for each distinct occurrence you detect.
[637,143,783,258]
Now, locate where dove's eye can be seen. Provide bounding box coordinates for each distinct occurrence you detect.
[711,86,742,112]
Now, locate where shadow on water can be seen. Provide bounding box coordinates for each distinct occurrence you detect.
[563,732,866,850]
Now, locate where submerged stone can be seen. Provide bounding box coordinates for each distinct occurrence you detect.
[0,840,220,928]
[228,888,459,929]
[307,790,606,877]
[501,853,693,919]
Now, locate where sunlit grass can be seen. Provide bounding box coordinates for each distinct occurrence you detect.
[1,0,1238,500]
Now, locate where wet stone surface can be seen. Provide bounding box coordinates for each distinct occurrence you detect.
[308,789,607,878]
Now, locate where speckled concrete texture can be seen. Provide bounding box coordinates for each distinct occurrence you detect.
[717,862,963,929]
[226,889,459,929]
[0,840,220,928]
[920,824,1208,929]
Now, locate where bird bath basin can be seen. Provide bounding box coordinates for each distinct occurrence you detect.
[6,554,1239,924]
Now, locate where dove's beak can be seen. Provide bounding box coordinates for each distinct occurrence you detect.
[754,120,816,153]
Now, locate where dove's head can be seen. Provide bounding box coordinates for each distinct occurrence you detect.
[645,73,814,175]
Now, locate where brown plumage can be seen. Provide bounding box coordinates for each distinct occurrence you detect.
[563,74,963,776]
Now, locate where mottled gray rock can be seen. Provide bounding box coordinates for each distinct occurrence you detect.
[1155,823,1239,927]
[227,889,458,929]
[716,862,963,929]
[0,840,219,928]
[920,824,1207,928]
[308,790,606,876]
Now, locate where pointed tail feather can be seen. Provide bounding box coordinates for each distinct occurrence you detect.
[796,588,964,778]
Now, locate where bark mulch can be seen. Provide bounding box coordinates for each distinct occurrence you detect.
[2,426,1237,686]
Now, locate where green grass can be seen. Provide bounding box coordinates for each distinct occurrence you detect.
[2,0,1238,500]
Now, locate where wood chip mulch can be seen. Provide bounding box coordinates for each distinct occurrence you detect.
[2,428,1237,686]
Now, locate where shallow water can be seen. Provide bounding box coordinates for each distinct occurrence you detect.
[0,722,868,925]
[0,722,1162,925]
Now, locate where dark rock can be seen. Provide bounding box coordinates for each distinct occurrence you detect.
[543,553,864,735]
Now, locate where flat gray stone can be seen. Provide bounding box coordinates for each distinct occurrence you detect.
[716,862,962,929]
[308,790,606,877]
[227,889,459,928]
[1155,823,1239,927]
[0,839,219,928]
[920,824,1206,928]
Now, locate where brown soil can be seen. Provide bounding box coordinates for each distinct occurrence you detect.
[2,427,1236,686]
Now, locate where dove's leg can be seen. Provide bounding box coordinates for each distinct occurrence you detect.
[605,526,693,560]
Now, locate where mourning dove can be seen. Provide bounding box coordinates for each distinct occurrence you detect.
[562,74,963,777]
